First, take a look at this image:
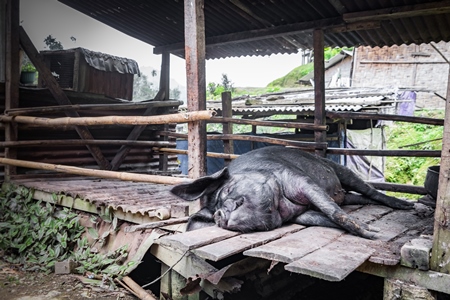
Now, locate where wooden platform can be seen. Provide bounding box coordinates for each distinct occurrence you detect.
[4,177,439,297]
[153,202,435,288]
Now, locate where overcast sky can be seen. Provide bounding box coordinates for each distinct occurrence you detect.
[20,0,304,87]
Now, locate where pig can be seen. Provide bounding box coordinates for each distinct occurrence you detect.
[170,146,414,239]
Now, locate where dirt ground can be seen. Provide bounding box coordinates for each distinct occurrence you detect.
[0,259,140,300]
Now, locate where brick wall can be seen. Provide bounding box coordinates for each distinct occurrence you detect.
[352,42,449,109]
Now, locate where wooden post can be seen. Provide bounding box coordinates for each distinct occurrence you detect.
[430,64,450,273]
[4,0,20,179]
[313,29,327,157]
[221,91,233,164]
[185,0,207,178]
[159,52,170,171]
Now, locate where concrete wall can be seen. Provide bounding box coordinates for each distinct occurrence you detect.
[352,42,450,109]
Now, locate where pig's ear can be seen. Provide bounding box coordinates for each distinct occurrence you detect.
[170,168,230,201]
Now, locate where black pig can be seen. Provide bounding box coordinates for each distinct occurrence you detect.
[171,146,414,239]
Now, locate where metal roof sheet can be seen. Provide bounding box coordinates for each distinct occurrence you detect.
[57,0,450,60]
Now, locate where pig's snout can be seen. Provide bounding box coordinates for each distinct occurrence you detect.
[214,209,228,227]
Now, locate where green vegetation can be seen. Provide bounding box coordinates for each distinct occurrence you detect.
[207,73,235,100]
[267,63,313,88]
[0,185,135,286]
[385,109,443,196]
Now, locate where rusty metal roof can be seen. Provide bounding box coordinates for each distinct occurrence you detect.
[57,0,450,60]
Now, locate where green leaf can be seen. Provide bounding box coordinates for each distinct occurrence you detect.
[87,227,99,239]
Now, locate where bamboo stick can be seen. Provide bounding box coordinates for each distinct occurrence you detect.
[5,100,183,116]
[0,140,175,148]
[0,111,215,126]
[0,158,192,185]
[121,276,158,300]
[209,117,328,131]
[124,216,190,232]
[327,111,444,125]
[326,148,441,157]
[157,148,239,159]
[209,134,327,149]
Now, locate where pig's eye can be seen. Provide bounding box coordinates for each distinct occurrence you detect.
[235,198,244,208]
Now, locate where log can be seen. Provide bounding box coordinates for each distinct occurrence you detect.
[0,111,216,126]
[0,157,192,185]
[122,276,157,300]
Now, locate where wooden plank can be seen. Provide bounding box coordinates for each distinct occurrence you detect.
[156,226,240,252]
[221,91,233,164]
[368,209,423,242]
[347,205,394,223]
[285,234,375,281]
[193,224,305,261]
[150,244,241,299]
[243,226,344,263]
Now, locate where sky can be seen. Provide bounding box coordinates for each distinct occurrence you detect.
[20,0,304,88]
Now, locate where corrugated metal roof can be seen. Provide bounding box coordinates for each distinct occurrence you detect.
[41,47,141,75]
[57,0,450,60]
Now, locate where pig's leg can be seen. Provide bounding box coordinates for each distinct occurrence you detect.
[342,192,379,205]
[285,177,380,239]
[293,211,341,229]
[324,159,414,209]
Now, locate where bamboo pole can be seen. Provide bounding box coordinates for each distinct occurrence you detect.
[0,111,215,126]
[0,140,175,148]
[5,100,183,116]
[157,148,239,159]
[0,158,192,185]
[327,111,444,125]
[209,117,328,131]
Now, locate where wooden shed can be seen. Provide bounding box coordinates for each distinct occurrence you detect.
[38,47,139,100]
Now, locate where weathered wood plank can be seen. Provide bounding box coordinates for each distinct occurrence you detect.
[193,224,305,261]
[369,209,424,242]
[285,234,375,281]
[156,226,240,252]
[347,205,394,223]
[243,226,344,263]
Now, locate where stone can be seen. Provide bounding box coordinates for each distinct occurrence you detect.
[400,237,433,271]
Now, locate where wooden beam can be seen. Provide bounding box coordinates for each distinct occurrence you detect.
[343,0,450,23]
[185,0,207,178]
[18,26,111,170]
[430,64,450,273]
[313,29,326,157]
[357,261,450,295]
[4,0,20,178]
[154,17,380,55]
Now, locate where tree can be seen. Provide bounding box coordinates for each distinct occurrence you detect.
[44,35,64,50]
[133,74,158,100]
